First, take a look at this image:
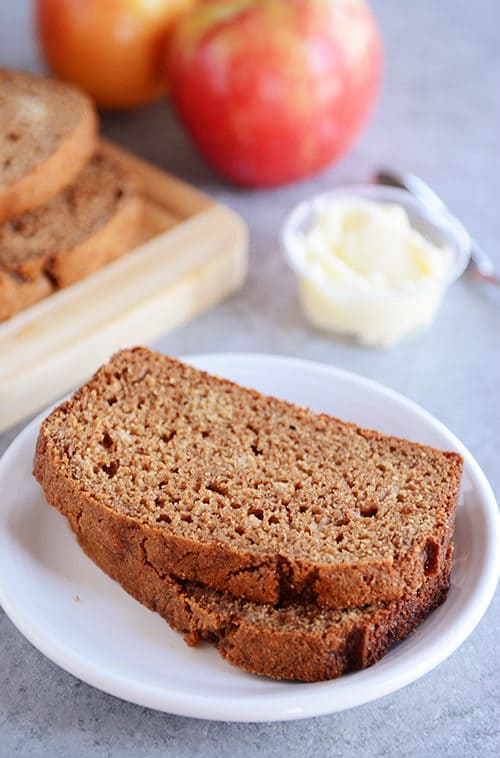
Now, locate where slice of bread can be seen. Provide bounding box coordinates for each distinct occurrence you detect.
[34,347,463,610]
[0,68,97,221]
[37,464,453,681]
[174,562,450,681]
[0,152,142,321]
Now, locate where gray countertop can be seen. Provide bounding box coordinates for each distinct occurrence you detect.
[1,1,499,755]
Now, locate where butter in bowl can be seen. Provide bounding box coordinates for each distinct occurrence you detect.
[281,185,470,348]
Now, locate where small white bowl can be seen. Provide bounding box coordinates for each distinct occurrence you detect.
[281,185,471,347]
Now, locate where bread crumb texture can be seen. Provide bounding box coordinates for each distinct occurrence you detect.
[34,347,462,608]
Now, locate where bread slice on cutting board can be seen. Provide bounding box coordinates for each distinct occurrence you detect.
[0,68,97,221]
[0,151,142,321]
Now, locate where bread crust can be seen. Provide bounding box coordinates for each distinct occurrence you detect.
[33,348,463,610]
[0,69,97,221]
[34,430,451,681]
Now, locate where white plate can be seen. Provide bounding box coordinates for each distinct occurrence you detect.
[0,354,498,722]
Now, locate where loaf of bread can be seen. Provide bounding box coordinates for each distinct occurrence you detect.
[34,347,463,610]
[0,152,142,321]
[0,68,97,221]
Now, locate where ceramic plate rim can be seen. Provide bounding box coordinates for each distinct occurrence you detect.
[0,353,498,722]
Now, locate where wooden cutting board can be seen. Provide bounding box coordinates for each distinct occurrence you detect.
[0,139,248,433]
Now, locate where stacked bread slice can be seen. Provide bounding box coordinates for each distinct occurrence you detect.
[34,347,463,681]
[0,68,142,321]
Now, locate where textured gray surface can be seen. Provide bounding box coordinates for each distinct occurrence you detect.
[1,1,499,755]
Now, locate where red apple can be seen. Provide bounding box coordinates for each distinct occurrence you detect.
[167,0,383,187]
